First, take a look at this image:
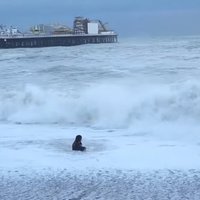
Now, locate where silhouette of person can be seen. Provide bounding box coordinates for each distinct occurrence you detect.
[72,135,86,151]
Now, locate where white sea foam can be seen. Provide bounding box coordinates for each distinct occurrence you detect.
[0,79,200,129]
[1,37,200,173]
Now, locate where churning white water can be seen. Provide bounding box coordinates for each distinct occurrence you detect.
[2,36,200,200]
[1,36,200,130]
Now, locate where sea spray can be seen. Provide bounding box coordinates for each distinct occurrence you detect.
[0,80,200,128]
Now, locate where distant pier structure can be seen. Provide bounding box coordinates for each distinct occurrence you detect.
[0,17,118,49]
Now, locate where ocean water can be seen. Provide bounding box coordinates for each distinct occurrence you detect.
[1,36,200,199]
[1,36,200,129]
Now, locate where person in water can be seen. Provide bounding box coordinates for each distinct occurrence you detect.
[72,135,86,151]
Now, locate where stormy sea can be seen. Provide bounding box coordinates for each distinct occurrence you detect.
[1,36,200,199]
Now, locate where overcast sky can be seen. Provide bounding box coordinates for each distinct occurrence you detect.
[0,0,200,36]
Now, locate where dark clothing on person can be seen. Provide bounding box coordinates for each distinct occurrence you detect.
[72,141,86,151]
[72,135,86,151]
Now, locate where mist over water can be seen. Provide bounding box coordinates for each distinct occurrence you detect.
[1,36,200,130]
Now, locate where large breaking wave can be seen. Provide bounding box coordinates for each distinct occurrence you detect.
[1,80,200,128]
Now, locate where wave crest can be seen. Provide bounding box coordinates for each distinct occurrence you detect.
[0,81,200,128]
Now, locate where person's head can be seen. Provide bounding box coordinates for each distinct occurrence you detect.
[75,135,82,142]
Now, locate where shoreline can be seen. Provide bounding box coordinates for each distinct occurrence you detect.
[1,169,200,200]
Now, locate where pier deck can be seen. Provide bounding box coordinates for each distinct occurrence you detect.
[0,34,118,48]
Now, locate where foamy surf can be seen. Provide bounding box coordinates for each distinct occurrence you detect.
[0,79,200,129]
[1,36,200,199]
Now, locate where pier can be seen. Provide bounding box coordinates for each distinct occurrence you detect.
[0,34,117,48]
[0,17,118,49]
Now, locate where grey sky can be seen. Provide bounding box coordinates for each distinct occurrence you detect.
[0,0,200,36]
